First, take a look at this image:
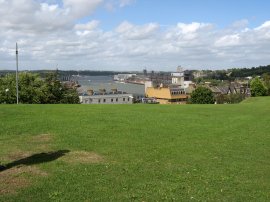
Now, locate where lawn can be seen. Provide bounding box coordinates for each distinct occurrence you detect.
[0,97,270,201]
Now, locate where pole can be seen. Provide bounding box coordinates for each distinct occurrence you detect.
[16,43,19,104]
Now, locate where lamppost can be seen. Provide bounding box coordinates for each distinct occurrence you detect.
[16,43,19,104]
[5,88,9,104]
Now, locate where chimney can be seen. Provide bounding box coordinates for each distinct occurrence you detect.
[87,89,94,95]
[111,88,117,94]
[99,89,106,95]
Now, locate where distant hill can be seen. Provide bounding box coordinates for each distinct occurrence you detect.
[1,64,270,79]
[0,70,133,77]
[229,65,270,78]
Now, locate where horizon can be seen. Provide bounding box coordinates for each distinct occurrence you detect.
[1,64,269,73]
[0,0,270,71]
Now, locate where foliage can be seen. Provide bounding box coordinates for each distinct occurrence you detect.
[0,74,17,104]
[194,78,223,86]
[193,65,270,81]
[190,86,215,104]
[216,93,245,104]
[215,94,226,104]
[250,77,267,97]
[1,97,270,201]
[0,72,79,104]
[206,70,229,80]
[230,65,270,78]
[0,70,131,78]
[262,73,270,95]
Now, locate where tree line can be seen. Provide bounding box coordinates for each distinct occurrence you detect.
[229,65,270,78]
[0,72,79,104]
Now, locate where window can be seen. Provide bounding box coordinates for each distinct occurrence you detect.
[123,98,125,101]
[98,99,101,103]
[103,99,106,103]
[128,98,130,101]
[116,98,118,102]
[111,98,113,102]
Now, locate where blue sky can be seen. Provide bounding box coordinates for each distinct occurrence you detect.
[0,0,270,71]
[92,0,270,30]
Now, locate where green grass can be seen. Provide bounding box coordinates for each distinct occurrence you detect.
[0,97,270,201]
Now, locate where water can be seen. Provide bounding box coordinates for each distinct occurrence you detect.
[77,76,145,96]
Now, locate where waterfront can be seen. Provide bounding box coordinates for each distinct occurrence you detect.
[77,76,145,95]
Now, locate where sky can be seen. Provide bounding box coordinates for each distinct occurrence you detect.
[0,0,270,71]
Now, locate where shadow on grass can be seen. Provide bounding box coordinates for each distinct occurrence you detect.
[0,150,70,172]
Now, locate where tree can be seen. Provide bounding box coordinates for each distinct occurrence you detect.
[42,72,64,104]
[0,74,17,104]
[216,94,226,104]
[190,87,215,104]
[262,73,270,95]
[18,72,45,104]
[226,94,245,104]
[0,72,79,104]
[42,72,80,104]
[250,77,267,97]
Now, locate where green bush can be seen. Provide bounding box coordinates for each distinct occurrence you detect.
[250,77,267,97]
[0,72,79,104]
[190,86,215,104]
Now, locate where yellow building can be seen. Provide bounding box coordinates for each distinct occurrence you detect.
[145,87,188,104]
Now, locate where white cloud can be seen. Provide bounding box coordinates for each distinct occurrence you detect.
[177,22,212,35]
[105,0,135,11]
[116,21,159,40]
[0,1,270,71]
[74,20,100,31]
[40,3,59,12]
[215,34,240,47]
[255,21,270,30]
[63,0,103,18]
[254,21,270,39]
[119,0,136,7]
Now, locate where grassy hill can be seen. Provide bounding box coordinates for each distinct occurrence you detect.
[0,97,270,201]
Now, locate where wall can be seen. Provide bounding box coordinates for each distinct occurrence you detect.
[80,94,133,104]
[146,87,188,100]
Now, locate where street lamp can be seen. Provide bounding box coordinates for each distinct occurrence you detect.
[16,43,19,104]
[5,89,9,104]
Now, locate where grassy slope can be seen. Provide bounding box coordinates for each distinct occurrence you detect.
[0,97,270,201]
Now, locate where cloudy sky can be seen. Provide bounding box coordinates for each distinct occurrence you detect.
[1,0,270,71]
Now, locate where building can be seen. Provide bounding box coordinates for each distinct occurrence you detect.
[171,69,193,88]
[206,82,251,97]
[145,83,188,104]
[171,72,184,85]
[113,74,136,82]
[149,72,172,86]
[79,89,133,104]
[193,71,207,79]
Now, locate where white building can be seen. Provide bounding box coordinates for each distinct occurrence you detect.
[79,89,133,104]
[171,70,193,88]
[113,74,136,82]
[171,72,184,86]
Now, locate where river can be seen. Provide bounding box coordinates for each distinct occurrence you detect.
[77,76,145,96]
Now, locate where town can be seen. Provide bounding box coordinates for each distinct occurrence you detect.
[67,65,270,105]
[1,65,269,105]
